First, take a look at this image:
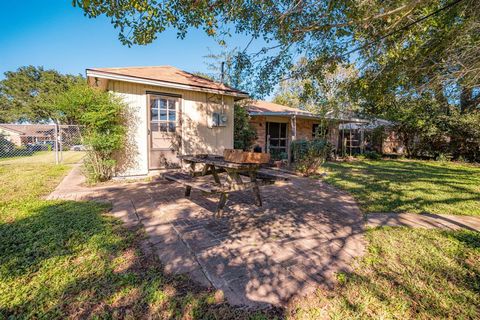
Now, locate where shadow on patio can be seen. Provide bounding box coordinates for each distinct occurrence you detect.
[89,174,366,307]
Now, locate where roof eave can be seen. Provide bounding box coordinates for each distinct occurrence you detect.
[248,111,368,123]
[86,69,249,98]
[0,126,25,134]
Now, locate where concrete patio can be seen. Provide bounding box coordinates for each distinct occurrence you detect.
[48,165,365,307]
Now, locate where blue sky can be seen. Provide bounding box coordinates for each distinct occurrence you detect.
[0,1,255,80]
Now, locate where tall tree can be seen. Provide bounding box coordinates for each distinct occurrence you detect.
[0,66,84,123]
[73,0,479,99]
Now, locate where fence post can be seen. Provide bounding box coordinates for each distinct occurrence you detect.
[59,125,63,163]
[54,123,59,165]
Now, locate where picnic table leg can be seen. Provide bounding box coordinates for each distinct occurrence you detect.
[216,192,228,218]
[185,186,192,197]
[184,161,195,197]
[211,165,221,184]
[249,172,262,207]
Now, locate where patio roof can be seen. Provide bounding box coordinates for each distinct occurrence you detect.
[245,100,367,123]
[86,66,249,99]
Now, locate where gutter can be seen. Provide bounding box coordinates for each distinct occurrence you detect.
[248,112,369,123]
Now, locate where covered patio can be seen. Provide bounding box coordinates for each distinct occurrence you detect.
[245,100,367,163]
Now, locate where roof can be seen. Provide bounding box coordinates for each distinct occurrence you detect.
[245,100,368,123]
[246,100,314,116]
[86,66,248,98]
[0,124,55,136]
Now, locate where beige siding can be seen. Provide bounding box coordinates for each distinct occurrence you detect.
[108,80,234,176]
[0,128,22,146]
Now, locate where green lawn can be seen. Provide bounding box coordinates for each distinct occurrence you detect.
[0,151,85,165]
[322,159,480,216]
[291,227,480,319]
[1,158,479,319]
[0,160,273,319]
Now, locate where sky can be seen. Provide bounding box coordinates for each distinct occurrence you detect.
[0,1,256,80]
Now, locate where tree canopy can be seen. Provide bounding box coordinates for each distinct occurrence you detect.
[72,0,480,160]
[0,66,84,123]
[74,0,479,97]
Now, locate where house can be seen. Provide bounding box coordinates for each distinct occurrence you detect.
[86,66,248,176]
[245,100,366,161]
[0,124,56,147]
[339,118,405,155]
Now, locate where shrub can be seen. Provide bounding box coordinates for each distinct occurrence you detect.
[291,139,332,175]
[233,104,257,150]
[364,151,382,160]
[55,84,126,182]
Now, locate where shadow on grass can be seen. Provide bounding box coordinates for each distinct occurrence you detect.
[0,200,281,319]
[323,160,480,215]
[292,228,480,319]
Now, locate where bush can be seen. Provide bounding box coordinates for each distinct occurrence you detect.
[233,104,257,150]
[55,84,126,182]
[291,139,332,175]
[364,151,382,160]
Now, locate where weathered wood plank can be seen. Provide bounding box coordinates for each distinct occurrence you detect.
[180,155,259,170]
[223,149,270,164]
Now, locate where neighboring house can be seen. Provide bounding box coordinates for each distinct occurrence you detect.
[0,124,55,147]
[86,66,248,176]
[245,100,365,161]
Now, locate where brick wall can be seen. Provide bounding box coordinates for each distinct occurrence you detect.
[249,115,266,151]
[249,115,339,152]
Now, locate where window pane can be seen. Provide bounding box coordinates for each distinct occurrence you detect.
[151,122,159,131]
[168,99,177,110]
[151,107,159,121]
[159,123,168,132]
[160,110,167,121]
[280,123,287,137]
[160,99,167,109]
[168,110,176,121]
[268,123,280,138]
[168,122,176,132]
[312,124,319,138]
[270,139,279,147]
[279,140,286,147]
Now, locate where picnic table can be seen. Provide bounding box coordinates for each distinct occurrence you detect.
[164,154,288,217]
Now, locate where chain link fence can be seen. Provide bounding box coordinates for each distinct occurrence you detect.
[0,124,85,165]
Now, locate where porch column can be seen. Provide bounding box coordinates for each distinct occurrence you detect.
[288,115,297,165]
[360,126,365,154]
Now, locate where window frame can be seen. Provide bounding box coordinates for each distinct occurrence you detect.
[266,122,288,156]
[149,95,178,133]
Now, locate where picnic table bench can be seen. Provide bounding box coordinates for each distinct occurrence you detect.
[164,154,288,217]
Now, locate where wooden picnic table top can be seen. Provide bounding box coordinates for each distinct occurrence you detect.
[179,154,260,170]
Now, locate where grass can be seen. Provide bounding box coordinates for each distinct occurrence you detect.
[1,156,479,319]
[290,227,480,319]
[0,159,277,319]
[322,159,480,216]
[0,151,85,165]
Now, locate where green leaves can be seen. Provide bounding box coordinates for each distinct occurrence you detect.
[0,66,84,123]
[54,84,127,182]
[233,104,257,150]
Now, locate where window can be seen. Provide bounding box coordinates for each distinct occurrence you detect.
[150,96,177,132]
[312,123,328,139]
